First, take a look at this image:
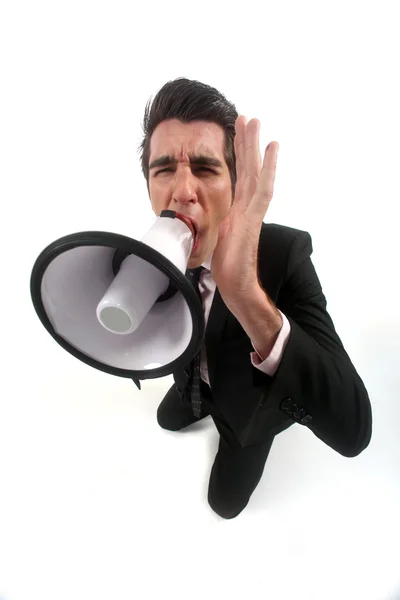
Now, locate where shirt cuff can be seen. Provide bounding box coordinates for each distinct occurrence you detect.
[250,311,291,377]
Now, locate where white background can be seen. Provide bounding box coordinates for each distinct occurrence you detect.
[1,1,399,599]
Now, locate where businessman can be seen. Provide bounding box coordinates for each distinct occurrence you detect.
[137,77,372,519]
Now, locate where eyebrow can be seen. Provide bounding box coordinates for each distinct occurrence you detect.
[149,153,224,171]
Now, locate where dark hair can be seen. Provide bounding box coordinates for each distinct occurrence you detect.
[137,77,239,201]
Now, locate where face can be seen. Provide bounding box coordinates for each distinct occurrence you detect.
[148,119,233,269]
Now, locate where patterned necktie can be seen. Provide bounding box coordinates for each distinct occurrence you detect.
[187,266,205,419]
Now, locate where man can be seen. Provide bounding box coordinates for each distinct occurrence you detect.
[137,77,372,519]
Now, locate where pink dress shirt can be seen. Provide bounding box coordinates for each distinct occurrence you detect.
[196,252,291,386]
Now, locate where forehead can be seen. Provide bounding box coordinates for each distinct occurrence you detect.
[149,119,225,161]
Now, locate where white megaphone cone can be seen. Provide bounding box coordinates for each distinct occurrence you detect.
[30,210,205,386]
[96,212,195,335]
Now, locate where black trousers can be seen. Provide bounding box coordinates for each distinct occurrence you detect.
[196,379,275,519]
[198,379,240,450]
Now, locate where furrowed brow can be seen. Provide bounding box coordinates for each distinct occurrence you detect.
[149,153,223,170]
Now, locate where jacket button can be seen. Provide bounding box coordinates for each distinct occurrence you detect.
[281,398,293,410]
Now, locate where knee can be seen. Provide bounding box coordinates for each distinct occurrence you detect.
[207,486,248,519]
[156,405,179,431]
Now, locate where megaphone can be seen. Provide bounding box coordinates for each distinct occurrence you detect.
[30,210,205,390]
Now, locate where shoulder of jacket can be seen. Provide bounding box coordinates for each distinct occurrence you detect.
[260,222,311,250]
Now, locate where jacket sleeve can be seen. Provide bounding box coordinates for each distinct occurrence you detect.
[252,230,372,457]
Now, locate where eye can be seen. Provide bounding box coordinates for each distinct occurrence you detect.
[155,167,215,175]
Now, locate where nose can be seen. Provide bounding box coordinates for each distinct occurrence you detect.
[172,168,198,205]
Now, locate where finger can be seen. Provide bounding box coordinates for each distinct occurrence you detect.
[251,142,279,220]
[234,116,247,199]
[234,115,246,169]
[245,119,262,181]
[255,142,279,205]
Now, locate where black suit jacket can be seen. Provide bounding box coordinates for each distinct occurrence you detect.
[173,222,372,456]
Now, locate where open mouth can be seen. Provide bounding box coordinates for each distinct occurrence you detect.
[172,212,200,252]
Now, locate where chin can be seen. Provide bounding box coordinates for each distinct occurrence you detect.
[187,257,201,269]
